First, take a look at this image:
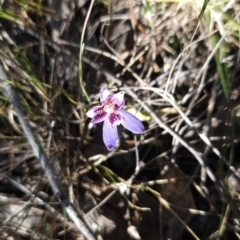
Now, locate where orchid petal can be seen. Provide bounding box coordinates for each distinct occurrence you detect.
[103,119,118,150]
[115,99,125,110]
[106,91,125,110]
[91,113,108,124]
[109,112,123,126]
[87,106,108,123]
[86,109,95,118]
[119,109,144,134]
[100,88,110,103]
[86,106,101,118]
[114,91,125,102]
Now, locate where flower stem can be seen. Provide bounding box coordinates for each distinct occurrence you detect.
[79,0,95,103]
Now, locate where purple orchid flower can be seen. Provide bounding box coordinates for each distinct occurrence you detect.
[86,88,144,150]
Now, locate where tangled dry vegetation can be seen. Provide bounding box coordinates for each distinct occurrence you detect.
[0,0,240,239]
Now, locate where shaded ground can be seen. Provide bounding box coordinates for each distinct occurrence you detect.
[0,0,240,239]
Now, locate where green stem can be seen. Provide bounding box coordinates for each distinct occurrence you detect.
[79,0,95,103]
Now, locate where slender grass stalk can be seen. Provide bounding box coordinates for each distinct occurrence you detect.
[0,8,24,24]
[211,34,231,100]
[196,0,210,23]
[78,0,95,103]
